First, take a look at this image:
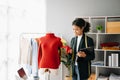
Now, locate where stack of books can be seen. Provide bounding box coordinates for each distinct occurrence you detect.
[100,42,119,50]
[109,73,120,80]
[97,76,109,80]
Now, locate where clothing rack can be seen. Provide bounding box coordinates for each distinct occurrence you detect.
[20,32,62,39]
[19,32,63,80]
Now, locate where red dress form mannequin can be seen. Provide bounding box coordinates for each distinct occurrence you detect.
[37,33,62,75]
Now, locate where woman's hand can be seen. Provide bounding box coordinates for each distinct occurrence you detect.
[69,49,73,54]
[77,51,86,58]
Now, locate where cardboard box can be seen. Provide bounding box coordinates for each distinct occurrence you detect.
[106,21,120,33]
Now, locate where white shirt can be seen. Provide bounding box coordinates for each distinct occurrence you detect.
[76,35,82,52]
[75,35,82,65]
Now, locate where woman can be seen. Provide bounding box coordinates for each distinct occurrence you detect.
[70,18,95,80]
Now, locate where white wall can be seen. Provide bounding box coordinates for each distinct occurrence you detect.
[46,0,120,43]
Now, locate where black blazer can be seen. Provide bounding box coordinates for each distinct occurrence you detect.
[70,34,95,79]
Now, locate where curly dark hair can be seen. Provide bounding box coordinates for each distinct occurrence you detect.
[72,18,91,33]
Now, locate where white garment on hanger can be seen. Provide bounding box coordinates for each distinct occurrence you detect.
[19,38,32,65]
[31,38,38,77]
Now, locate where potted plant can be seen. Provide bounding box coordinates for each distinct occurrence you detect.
[61,47,72,80]
[96,25,103,33]
[61,38,73,80]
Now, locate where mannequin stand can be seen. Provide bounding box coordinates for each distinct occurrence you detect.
[45,69,51,80]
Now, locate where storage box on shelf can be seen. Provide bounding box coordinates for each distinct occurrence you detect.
[106,17,120,33]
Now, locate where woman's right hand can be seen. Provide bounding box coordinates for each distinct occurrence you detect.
[77,51,86,58]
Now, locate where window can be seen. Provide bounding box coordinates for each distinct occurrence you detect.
[0,0,46,80]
